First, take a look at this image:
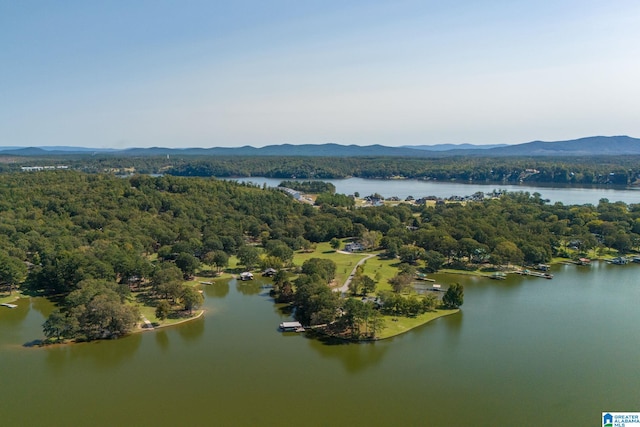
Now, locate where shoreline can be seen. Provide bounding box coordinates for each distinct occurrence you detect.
[376,309,460,340]
[136,309,205,333]
[18,309,205,349]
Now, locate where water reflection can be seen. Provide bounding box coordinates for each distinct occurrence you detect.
[45,333,142,372]
[29,296,57,318]
[440,311,463,349]
[307,336,390,373]
[155,329,170,351]
[273,303,293,318]
[0,298,30,326]
[177,315,205,343]
[235,280,263,295]
[205,280,229,298]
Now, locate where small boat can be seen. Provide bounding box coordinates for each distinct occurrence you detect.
[0,303,18,309]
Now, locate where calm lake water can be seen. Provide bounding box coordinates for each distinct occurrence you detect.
[2,262,639,426]
[236,177,640,205]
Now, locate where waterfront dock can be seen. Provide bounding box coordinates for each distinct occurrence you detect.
[515,269,553,279]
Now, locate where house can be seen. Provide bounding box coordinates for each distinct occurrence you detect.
[535,264,550,272]
[239,272,254,281]
[262,268,277,277]
[344,242,364,252]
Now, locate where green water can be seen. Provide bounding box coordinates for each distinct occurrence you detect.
[1,263,639,426]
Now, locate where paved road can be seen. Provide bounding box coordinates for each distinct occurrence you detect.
[336,253,377,295]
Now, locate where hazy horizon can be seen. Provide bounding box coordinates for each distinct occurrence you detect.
[3,1,640,149]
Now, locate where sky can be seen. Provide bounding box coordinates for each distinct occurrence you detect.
[2,0,640,148]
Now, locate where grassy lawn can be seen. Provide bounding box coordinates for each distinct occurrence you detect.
[377,309,459,339]
[357,256,399,293]
[0,292,23,305]
[135,300,203,327]
[292,242,373,286]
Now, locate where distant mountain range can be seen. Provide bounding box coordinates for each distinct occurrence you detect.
[0,136,638,157]
[402,143,507,151]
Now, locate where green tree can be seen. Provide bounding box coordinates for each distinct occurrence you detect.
[442,283,464,309]
[301,258,336,284]
[388,273,412,293]
[155,300,171,320]
[175,252,200,279]
[330,238,341,251]
[211,250,229,273]
[423,250,445,272]
[398,245,426,265]
[237,246,260,270]
[293,277,339,326]
[0,253,27,295]
[42,310,77,341]
[181,286,204,315]
[361,275,377,294]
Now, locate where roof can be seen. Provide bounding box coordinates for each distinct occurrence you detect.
[280,321,302,328]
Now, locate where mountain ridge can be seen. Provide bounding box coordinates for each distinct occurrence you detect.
[0,136,638,157]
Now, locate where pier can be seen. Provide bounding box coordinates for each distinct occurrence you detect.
[515,269,553,279]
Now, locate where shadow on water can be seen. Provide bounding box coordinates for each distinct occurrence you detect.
[155,329,170,351]
[44,332,142,372]
[177,315,205,343]
[204,280,229,298]
[236,281,263,295]
[306,333,391,373]
[274,303,294,317]
[0,298,30,325]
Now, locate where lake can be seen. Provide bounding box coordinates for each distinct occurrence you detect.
[1,261,639,426]
[235,177,640,205]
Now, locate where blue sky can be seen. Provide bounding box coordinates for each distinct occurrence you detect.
[2,0,640,148]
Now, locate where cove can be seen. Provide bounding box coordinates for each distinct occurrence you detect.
[235,176,640,206]
[1,262,639,426]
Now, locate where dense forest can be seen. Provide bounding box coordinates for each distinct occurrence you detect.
[5,154,640,185]
[165,156,638,185]
[1,171,639,341]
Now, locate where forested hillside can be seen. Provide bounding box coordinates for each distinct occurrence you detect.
[5,153,640,185]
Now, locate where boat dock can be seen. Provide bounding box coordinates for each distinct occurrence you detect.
[279,321,305,332]
[1,303,18,309]
[515,269,553,279]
